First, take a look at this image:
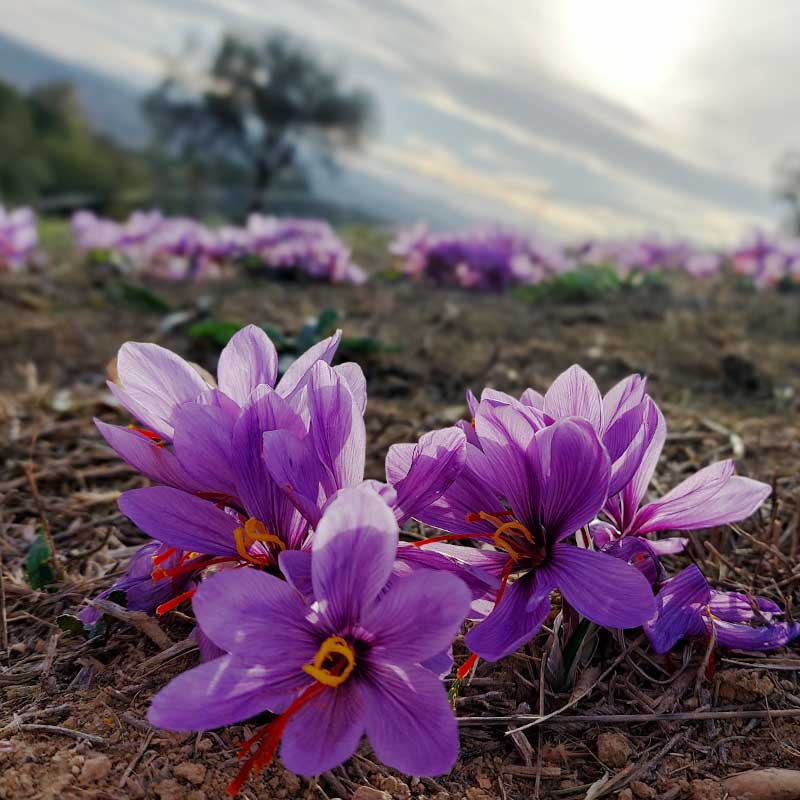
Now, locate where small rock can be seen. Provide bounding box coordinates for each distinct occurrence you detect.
[597,732,632,768]
[174,762,206,786]
[688,778,724,800]
[352,789,391,800]
[187,792,206,800]
[153,779,183,800]
[79,755,112,784]
[631,781,656,799]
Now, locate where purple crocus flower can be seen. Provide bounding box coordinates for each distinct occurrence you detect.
[148,487,471,792]
[79,541,191,626]
[601,401,771,553]
[644,564,800,653]
[113,358,367,608]
[0,205,38,271]
[414,403,655,661]
[467,365,658,500]
[97,325,360,494]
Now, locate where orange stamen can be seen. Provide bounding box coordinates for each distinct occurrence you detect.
[233,517,286,565]
[226,682,326,796]
[155,587,197,615]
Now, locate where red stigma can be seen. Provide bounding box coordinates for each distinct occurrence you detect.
[227,682,326,796]
[128,425,166,447]
[155,587,197,615]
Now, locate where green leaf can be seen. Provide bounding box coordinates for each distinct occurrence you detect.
[56,613,107,640]
[314,307,340,337]
[25,532,57,590]
[107,281,173,313]
[187,319,244,347]
[340,336,387,355]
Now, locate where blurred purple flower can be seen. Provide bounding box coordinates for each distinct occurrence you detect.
[0,205,38,271]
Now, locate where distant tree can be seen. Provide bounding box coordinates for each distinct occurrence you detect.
[773,150,800,234]
[0,80,149,211]
[144,32,374,213]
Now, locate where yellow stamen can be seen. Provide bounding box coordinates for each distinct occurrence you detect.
[302,636,356,687]
[233,517,286,564]
[492,520,537,562]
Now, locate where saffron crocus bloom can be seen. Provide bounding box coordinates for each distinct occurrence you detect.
[0,205,38,271]
[644,565,800,653]
[96,325,364,497]
[115,359,367,609]
[415,405,656,661]
[601,401,771,553]
[467,365,658,499]
[148,487,471,792]
[79,541,190,626]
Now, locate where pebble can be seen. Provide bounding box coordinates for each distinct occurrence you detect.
[174,762,206,785]
[79,754,112,784]
[596,732,632,768]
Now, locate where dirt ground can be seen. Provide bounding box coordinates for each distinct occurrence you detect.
[2,240,800,800]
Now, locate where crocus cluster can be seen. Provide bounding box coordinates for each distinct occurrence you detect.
[85,331,796,793]
[730,230,800,288]
[0,205,38,271]
[391,225,776,291]
[390,223,569,291]
[70,210,365,284]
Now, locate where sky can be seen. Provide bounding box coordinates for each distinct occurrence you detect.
[2,0,800,243]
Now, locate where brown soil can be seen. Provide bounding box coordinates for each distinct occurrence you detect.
[1,252,800,799]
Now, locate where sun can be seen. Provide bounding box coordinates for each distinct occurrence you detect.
[554,0,707,104]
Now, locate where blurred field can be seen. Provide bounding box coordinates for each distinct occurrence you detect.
[1,227,800,799]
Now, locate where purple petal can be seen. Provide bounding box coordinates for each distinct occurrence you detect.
[519,388,544,409]
[714,619,797,651]
[386,427,467,525]
[361,570,471,664]
[361,662,458,776]
[216,324,278,405]
[193,568,318,670]
[634,462,770,534]
[618,399,666,522]
[262,428,330,528]
[172,402,238,497]
[421,648,454,679]
[279,549,314,600]
[233,386,308,547]
[602,374,646,432]
[647,537,689,555]
[600,536,665,587]
[395,542,503,600]
[541,544,656,628]
[119,486,239,557]
[306,361,365,491]
[115,341,208,439]
[312,486,398,631]
[280,682,364,775]
[275,330,341,398]
[465,572,553,661]
[333,362,367,415]
[416,443,505,536]
[543,365,603,431]
[532,418,610,542]
[643,564,709,653]
[148,655,282,731]
[474,403,540,524]
[94,419,200,492]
